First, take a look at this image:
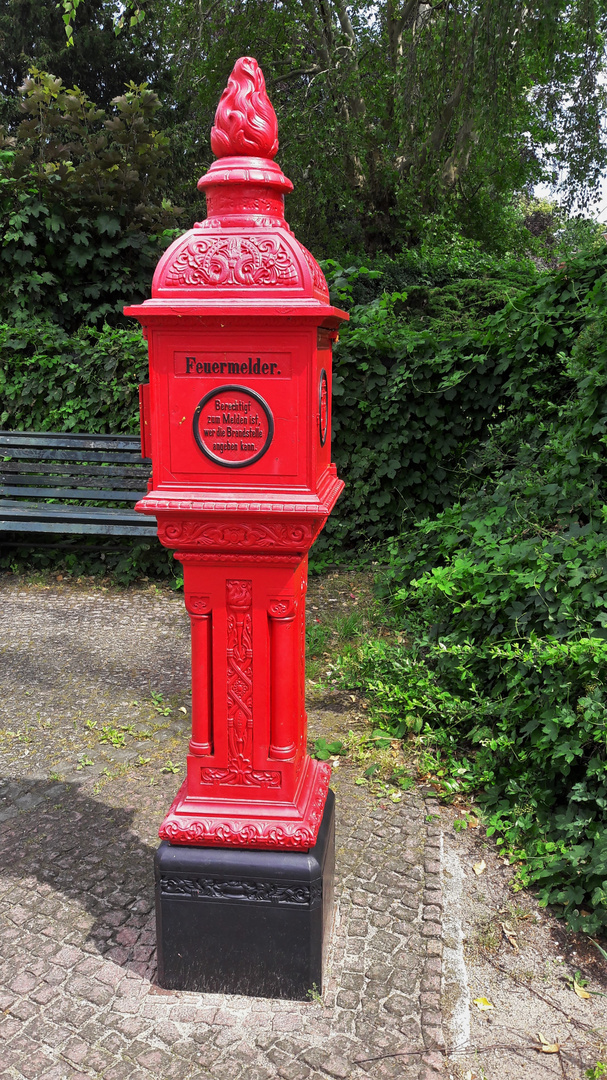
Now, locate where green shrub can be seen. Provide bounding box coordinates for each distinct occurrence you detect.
[0,69,181,327]
[321,237,607,552]
[336,241,607,933]
[320,246,537,552]
[0,318,147,432]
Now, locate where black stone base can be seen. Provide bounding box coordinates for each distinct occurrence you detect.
[154,790,335,999]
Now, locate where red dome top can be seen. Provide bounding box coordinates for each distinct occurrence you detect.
[150,57,330,305]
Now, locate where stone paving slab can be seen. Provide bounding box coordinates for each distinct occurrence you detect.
[0,578,444,1080]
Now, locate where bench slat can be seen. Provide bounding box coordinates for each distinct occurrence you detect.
[0,432,142,451]
[0,519,158,536]
[0,461,151,479]
[0,499,153,524]
[1,447,147,465]
[0,486,147,501]
[0,473,147,490]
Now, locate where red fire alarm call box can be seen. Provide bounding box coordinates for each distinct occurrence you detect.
[125,56,348,852]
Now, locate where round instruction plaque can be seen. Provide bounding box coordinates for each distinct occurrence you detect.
[193,385,274,468]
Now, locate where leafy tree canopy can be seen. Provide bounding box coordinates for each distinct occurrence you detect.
[0,70,180,325]
[0,0,166,118]
[1,1,606,256]
[157,0,607,254]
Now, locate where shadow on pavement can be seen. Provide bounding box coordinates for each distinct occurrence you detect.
[0,776,159,982]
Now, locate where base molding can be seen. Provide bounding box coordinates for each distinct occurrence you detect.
[155,789,335,999]
[158,758,331,850]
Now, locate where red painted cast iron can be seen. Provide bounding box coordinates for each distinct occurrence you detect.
[125,57,348,850]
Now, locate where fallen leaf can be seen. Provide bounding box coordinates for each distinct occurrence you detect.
[473,997,494,1011]
[473,859,487,876]
[467,817,479,828]
[574,982,591,1000]
[501,923,519,952]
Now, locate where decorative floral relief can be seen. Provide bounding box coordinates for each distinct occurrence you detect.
[205,190,280,216]
[164,235,299,289]
[200,765,280,786]
[159,818,318,848]
[159,874,322,906]
[268,597,295,618]
[159,520,311,549]
[200,578,280,788]
[199,217,280,231]
[301,245,330,299]
[186,594,211,615]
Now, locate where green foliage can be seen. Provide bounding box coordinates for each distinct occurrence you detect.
[0,318,147,431]
[321,243,537,552]
[161,0,607,255]
[306,622,333,657]
[0,0,163,109]
[336,241,607,933]
[59,0,144,47]
[0,69,181,326]
[310,738,346,761]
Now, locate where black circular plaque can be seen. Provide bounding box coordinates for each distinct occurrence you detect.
[319,368,328,446]
[193,384,274,468]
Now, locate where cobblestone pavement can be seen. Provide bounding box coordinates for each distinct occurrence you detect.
[0,577,444,1080]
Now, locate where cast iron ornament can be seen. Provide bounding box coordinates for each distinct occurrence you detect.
[211,57,279,159]
[125,55,348,854]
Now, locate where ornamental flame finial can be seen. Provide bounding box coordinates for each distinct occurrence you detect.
[211,57,279,160]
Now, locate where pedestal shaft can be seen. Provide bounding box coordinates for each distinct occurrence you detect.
[157,545,331,850]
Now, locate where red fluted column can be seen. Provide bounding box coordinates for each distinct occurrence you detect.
[268,598,297,759]
[186,594,213,756]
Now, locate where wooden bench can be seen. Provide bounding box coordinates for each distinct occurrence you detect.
[0,430,157,537]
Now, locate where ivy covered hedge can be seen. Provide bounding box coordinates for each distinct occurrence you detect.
[0,320,147,432]
[338,241,607,933]
[321,246,537,551]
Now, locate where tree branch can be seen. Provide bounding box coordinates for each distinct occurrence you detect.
[333,0,356,48]
[270,65,323,85]
[387,0,420,69]
[397,75,466,175]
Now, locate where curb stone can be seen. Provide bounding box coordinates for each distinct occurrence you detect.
[418,796,445,1079]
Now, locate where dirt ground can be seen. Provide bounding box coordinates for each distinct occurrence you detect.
[440,802,607,1080]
